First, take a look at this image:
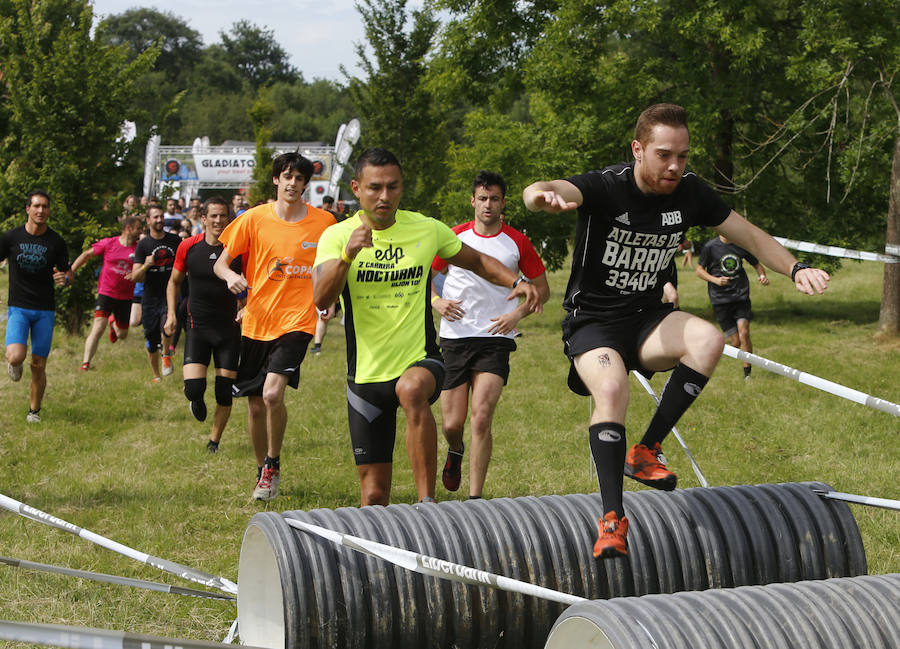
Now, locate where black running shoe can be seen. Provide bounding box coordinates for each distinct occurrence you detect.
[441,443,464,492]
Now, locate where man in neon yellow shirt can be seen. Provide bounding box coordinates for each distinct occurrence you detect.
[314,148,541,505]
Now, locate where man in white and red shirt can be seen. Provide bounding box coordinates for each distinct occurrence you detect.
[431,171,550,499]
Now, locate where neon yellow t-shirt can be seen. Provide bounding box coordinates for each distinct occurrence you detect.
[315,209,462,383]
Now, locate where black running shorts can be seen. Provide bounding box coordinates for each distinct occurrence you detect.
[233,331,312,397]
[347,357,445,466]
[562,303,675,396]
[440,336,516,390]
[712,300,752,338]
[94,294,131,329]
[141,300,167,348]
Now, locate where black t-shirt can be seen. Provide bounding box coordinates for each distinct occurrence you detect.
[564,163,731,318]
[135,232,182,303]
[174,234,241,325]
[698,237,759,305]
[0,225,69,310]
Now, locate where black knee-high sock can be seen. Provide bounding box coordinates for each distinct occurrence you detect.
[589,422,626,517]
[640,364,709,449]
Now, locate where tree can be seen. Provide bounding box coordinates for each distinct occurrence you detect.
[785,0,900,337]
[347,0,446,215]
[220,20,300,89]
[0,0,156,330]
[247,89,276,205]
[95,8,201,83]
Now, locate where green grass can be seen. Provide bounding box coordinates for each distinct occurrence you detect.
[0,259,897,644]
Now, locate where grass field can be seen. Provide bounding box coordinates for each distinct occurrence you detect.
[0,257,897,645]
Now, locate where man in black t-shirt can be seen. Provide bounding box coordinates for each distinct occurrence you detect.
[524,103,830,559]
[697,234,770,379]
[165,196,242,452]
[1,190,71,423]
[132,204,182,383]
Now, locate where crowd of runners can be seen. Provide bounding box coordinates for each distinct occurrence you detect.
[1,103,829,558]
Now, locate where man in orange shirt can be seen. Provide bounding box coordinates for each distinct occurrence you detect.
[214,152,336,501]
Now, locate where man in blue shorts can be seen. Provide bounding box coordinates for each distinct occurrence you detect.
[1,190,71,423]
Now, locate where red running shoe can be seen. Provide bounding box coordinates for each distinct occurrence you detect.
[624,442,677,491]
[593,511,629,558]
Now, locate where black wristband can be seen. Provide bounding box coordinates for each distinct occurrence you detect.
[791,262,811,282]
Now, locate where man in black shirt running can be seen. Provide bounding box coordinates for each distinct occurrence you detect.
[132,204,182,383]
[1,190,71,423]
[523,103,829,559]
[165,197,242,452]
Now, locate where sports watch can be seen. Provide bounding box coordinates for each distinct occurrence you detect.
[511,275,533,289]
[791,262,811,281]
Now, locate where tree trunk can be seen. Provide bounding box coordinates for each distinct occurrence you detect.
[877,131,900,338]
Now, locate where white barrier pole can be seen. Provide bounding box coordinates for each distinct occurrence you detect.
[0,556,235,601]
[0,620,261,649]
[631,371,710,488]
[773,236,900,263]
[812,490,900,512]
[0,493,237,595]
[285,517,587,606]
[722,345,900,417]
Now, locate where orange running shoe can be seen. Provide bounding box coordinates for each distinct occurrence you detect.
[593,511,629,558]
[624,442,677,491]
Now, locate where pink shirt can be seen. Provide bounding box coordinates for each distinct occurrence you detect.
[92,235,137,300]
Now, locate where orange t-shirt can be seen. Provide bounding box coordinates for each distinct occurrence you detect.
[219,202,336,341]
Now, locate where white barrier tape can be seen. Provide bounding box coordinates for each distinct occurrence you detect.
[722,345,900,417]
[886,243,900,257]
[773,236,899,263]
[631,371,710,488]
[812,490,900,512]
[0,620,262,649]
[285,516,587,606]
[222,620,239,644]
[0,493,238,595]
[0,556,235,601]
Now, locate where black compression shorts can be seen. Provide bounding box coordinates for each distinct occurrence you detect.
[346,357,444,466]
[183,322,241,371]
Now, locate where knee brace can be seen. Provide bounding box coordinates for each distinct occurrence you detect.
[184,378,206,403]
[214,375,234,406]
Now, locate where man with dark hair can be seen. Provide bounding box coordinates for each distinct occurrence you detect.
[166,196,241,452]
[313,149,542,506]
[523,102,829,559]
[164,198,184,232]
[1,191,71,423]
[72,215,143,371]
[697,234,769,379]
[214,152,336,501]
[131,204,182,383]
[432,170,550,499]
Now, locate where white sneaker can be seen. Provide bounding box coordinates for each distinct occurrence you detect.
[161,355,174,377]
[253,466,280,501]
[26,409,41,423]
[8,362,23,382]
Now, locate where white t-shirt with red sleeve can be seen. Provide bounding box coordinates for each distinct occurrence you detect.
[432,222,545,340]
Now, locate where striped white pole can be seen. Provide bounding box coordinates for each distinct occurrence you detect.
[0,493,237,595]
[722,345,900,417]
[773,236,900,263]
[812,489,900,512]
[0,620,260,649]
[631,371,710,488]
[0,556,235,601]
[284,517,587,606]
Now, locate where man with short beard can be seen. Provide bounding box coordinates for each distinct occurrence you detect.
[523,102,830,559]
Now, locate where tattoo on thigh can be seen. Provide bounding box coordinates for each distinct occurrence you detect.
[598,353,611,367]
